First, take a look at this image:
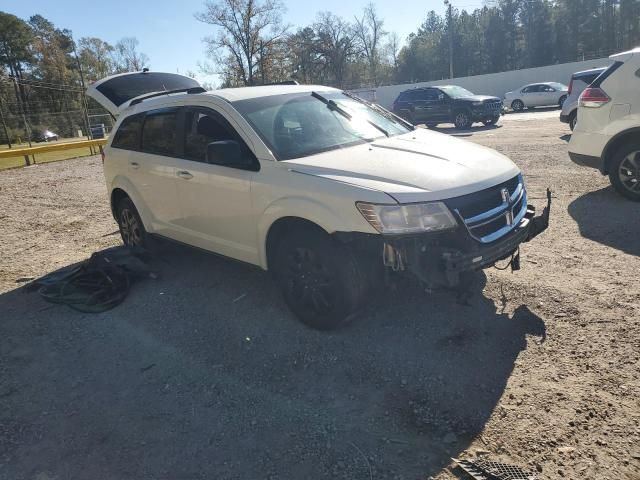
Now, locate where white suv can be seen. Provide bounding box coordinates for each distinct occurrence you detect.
[568,48,640,202]
[88,72,550,329]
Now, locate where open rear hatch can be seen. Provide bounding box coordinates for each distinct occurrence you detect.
[86,71,202,117]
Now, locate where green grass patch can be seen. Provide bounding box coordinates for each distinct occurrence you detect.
[0,146,98,171]
[0,138,100,171]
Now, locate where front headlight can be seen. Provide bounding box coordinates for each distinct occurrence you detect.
[472,101,484,106]
[356,201,458,234]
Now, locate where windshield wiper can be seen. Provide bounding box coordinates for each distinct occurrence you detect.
[341,91,415,131]
[312,91,389,137]
[311,91,352,120]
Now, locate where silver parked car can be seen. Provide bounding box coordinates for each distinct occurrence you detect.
[559,67,607,130]
[504,82,569,112]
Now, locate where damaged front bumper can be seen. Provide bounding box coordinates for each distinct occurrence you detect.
[336,189,551,289]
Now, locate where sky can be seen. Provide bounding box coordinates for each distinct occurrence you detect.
[3,0,488,85]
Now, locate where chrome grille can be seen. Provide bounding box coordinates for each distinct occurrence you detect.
[446,175,528,244]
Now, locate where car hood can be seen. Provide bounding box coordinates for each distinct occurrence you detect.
[283,128,520,203]
[457,95,501,102]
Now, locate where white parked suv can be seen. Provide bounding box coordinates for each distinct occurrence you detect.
[568,48,640,202]
[88,71,550,329]
[504,82,568,112]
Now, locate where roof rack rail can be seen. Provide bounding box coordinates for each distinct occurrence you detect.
[129,86,206,106]
[262,80,299,86]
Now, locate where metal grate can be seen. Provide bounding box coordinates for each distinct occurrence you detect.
[452,458,538,480]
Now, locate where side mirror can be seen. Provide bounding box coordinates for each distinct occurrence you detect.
[206,140,257,170]
[438,94,445,101]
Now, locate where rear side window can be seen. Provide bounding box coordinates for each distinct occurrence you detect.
[575,73,600,85]
[592,61,623,87]
[111,114,144,150]
[142,109,179,156]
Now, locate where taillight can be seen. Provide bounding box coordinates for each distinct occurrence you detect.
[567,79,573,95]
[579,87,610,108]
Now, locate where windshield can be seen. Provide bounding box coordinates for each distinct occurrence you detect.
[233,91,411,160]
[438,86,475,98]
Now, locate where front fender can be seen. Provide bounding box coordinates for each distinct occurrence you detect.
[256,196,372,269]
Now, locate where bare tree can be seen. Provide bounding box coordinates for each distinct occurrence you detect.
[195,0,289,86]
[114,37,149,72]
[353,2,387,86]
[314,12,356,88]
[386,31,400,73]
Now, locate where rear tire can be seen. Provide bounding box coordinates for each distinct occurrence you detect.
[559,95,567,108]
[454,111,472,129]
[569,112,577,131]
[116,197,148,247]
[511,100,524,112]
[608,141,640,202]
[272,227,368,330]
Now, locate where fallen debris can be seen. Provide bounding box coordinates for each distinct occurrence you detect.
[28,246,156,313]
[452,457,538,480]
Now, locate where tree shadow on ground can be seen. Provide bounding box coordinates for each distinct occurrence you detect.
[0,242,545,479]
[568,186,640,257]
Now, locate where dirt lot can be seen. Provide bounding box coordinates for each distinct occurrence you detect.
[1,111,639,480]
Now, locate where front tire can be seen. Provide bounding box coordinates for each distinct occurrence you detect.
[272,227,368,330]
[609,142,640,202]
[116,197,148,247]
[511,99,524,112]
[454,111,472,129]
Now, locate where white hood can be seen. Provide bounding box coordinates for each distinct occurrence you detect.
[284,128,520,203]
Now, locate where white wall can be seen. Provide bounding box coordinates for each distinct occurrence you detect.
[356,57,612,110]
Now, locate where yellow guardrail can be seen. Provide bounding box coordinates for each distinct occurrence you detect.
[0,138,108,165]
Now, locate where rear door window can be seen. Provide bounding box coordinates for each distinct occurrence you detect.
[111,113,144,150]
[141,108,179,157]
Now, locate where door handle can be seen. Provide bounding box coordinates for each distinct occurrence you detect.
[177,170,193,180]
[129,161,140,169]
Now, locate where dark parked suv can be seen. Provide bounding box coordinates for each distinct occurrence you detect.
[392,85,503,129]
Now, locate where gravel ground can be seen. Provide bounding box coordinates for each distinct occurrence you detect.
[1,111,639,480]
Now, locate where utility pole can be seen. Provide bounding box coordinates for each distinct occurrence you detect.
[0,96,11,148]
[445,0,454,79]
[72,37,93,148]
[10,75,33,165]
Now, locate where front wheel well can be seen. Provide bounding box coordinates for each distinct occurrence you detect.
[265,217,328,270]
[110,188,130,219]
[603,129,640,174]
